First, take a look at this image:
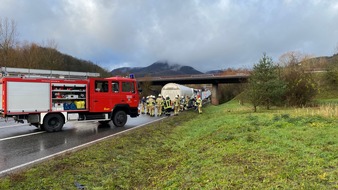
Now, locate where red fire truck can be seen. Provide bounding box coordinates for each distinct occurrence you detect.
[0,67,140,132]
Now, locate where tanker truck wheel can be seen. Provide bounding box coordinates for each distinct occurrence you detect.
[112,110,127,127]
[98,120,111,128]
[31,123,44,130]
[98,120,110,125]
[43,114,64,132]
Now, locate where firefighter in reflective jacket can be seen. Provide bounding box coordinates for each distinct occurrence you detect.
[156,94,164,116]
[145,96,150,114]
[148,95,156,117]
[173,95,180,116]
[164,95,172,116]
[180,96,185,111]
[195,97,202,114]
[185,95,190,110]
[140,96,146,114]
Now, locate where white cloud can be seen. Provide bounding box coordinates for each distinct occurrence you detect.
[107,61,132,71]
[0,0,338,72]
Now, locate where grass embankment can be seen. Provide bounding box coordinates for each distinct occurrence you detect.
[0,102,337,189]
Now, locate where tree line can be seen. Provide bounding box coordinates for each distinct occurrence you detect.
[247,51,338,111]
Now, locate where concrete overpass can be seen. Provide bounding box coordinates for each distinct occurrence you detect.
[137,74,249,105]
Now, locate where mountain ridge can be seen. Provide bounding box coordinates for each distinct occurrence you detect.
[110,61,203,77]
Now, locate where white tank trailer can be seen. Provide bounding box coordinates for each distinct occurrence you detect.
[161,83,194,100]
[196,89,212,101]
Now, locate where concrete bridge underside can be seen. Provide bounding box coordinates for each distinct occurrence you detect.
[137,75,249,105]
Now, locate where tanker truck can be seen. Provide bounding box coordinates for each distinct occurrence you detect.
[161,83,211,101]
[161,83,211,110]
[160,83,194,101]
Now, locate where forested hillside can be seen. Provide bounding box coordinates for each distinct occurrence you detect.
[0,18,110,77]
[0,43,111,77]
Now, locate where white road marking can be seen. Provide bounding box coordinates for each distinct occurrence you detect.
[0,117,165,176]
[0,131,46,142]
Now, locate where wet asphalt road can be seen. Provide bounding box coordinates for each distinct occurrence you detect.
[0,114,163,176]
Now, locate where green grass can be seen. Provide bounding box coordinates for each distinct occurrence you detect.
[316,87,338,100]
[0,102,337,189]
[315,98,338,105]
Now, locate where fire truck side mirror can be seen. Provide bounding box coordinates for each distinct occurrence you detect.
[137,83,142,93]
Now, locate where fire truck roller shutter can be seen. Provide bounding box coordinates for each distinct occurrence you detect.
[7,82,50,113]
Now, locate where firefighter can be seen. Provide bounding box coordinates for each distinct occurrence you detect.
[148,95,156,117]
[180,95,185,111]
[156,94,164,116]
[195,97,202,114]
[140,96,146,114]
[173,95,180,116]
[146,96,150,115]
[191,96,197,110]
[164,95,172,116]
[185,95,190,110]
[162,95,165,113]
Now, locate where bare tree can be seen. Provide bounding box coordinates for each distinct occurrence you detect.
[278,51,302,67]
[20,42,42,69]
[0,17,18,66]
[40,39,63,69]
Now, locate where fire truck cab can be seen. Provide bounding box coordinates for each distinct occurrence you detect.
[0,67,140,132]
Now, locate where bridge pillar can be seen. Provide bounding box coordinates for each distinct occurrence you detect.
[211,83,219,105]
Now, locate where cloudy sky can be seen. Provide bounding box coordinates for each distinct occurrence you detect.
[1,0,338,72]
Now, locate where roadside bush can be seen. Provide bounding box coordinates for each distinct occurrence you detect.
[281,65,317,106]
[279,52,318,107]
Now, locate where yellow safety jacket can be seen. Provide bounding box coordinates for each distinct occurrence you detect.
[164,98,171,109]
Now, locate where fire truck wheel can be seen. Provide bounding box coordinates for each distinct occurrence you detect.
[43,114,64,132]
[112,110,127,127]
